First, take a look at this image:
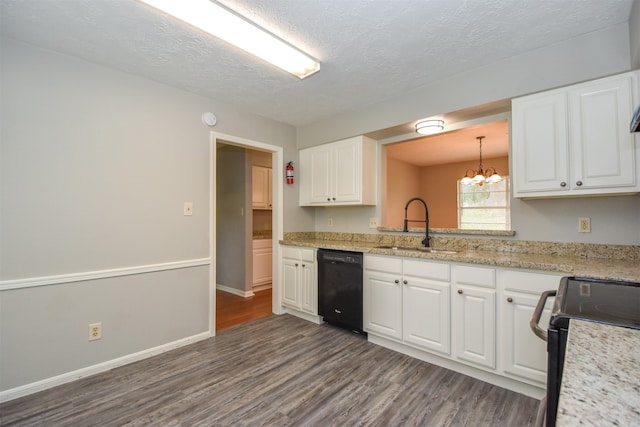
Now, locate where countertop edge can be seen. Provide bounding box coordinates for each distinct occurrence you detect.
[279,239,640,282]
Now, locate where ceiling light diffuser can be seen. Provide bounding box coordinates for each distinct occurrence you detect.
[416,119,444,135]
[138,0,320,79]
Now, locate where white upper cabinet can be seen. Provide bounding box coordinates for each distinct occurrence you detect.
[252,165,272,209]
[512,71,639,198]
[299,135,378,206]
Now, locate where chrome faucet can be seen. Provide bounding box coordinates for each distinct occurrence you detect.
[403,197,430,247]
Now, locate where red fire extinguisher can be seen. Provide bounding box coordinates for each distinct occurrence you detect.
[286,161,294,184]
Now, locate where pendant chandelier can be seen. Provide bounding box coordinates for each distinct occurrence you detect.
[461,136,502,186]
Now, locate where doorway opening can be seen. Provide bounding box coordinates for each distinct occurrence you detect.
[210,132,283,335]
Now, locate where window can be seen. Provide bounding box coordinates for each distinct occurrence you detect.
[458,177,511,230]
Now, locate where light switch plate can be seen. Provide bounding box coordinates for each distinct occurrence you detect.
[184,202,193,216]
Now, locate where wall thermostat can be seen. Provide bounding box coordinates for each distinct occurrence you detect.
[202,112,217,127]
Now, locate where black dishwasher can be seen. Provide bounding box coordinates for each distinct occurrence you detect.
[317,249,365,335]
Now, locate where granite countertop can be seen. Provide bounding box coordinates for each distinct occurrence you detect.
[253,231,272,240]
[556,319,640,426]
[280,234,640,282]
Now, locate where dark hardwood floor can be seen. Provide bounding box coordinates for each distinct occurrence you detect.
[1,314,539,426]
[216,288,272,332]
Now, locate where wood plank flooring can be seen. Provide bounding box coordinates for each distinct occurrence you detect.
[0,314,539,426]
[216,288,272,332]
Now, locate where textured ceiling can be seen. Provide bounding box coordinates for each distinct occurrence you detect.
[0,0,634,129]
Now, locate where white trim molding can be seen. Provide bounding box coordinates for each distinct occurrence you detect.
[216,284,255,298]
[0,331,211,403]
[0,258,211,291]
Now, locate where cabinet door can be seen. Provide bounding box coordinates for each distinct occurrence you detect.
[333,138,361,203]
[512,92,570,196]
[306,145,333,204]
[300,261,317,314]
[569,74,637,190]
[502,291,554,384]
[453,285,496,369]
[252,166,272,209]
[252,247,272,286]
[403,276,450,355]
[363,270,402,340]
[281,258,300,309]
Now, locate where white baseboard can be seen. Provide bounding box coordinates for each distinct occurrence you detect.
[252,283,272,292]
[0,331,211,403]
[216,284,254,298]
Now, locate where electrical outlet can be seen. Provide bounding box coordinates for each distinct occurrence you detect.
[578,217,591,233]
[183,202,193,216]
[327,218,334,227]
[369,217,378,228]
[89,322,102,341]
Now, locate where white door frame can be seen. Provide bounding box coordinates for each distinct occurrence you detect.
[209,132,284,335]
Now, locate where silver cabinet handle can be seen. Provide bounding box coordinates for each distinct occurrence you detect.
[457,289,463,294]
[576,180,583,186]
[507,297,513,303]
[560,181,567,187]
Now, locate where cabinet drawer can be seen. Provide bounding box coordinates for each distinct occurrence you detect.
[403,259,450,282]
[454,265,495,288]
[301,248,316,263]
[500,269,563,294]
[282,246,301,259]
[253,239,272,250]
[364,255,402,274]
[282,246,315,262]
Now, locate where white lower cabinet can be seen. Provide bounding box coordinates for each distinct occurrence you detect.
[452,265,496,369]
[364,255,451,354]
[363,256,403,339]
[281,246,317,315]
[252,239,272,288]
[498,269,561,385]
[402,259,451,354]
[352,252,562,396]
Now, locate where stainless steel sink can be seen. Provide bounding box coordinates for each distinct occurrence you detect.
[375,245,457,254]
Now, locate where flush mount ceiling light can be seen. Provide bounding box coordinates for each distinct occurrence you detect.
[461,136,503,186]
[138,0,320,79]
[415,119,444,135]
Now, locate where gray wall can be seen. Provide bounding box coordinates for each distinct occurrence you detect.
[303,24,640,246]
[0,37,299,394]
[216,145,250,293]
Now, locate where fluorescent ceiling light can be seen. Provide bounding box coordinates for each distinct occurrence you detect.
[138,0,320,79]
